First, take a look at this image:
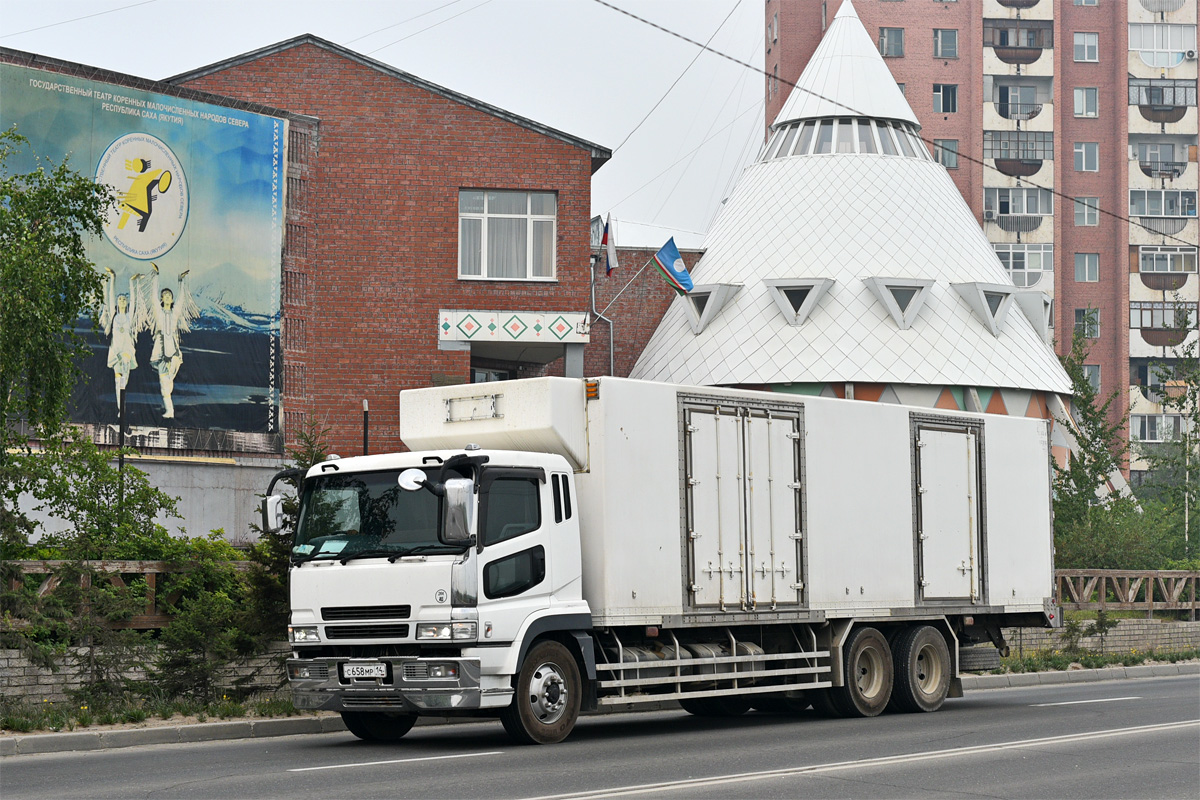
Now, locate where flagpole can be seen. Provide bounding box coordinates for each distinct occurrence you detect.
[589,255,615,375]
[599,256,656,319]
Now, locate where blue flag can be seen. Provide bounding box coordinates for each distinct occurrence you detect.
[651,237,692,295]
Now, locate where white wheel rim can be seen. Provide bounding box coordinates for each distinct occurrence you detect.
[528,661,568,724]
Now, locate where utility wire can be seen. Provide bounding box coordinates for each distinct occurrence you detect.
[343,0,468,46]
[1,0,157,39]
[590,0,1198,250]
[365,0,494,56]
[612,1,739,154]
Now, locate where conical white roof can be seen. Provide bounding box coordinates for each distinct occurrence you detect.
[630,2,1071,396]
[774,0,917,128]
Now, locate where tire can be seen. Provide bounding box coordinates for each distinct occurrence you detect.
[829,627,893,718]
[958,644,1001,672]
[888,625,952,713]
[679,695,751,717]
[340,711,417,742]
[752,693,809,714]
[808,688,842,717]
[500,640,582,745]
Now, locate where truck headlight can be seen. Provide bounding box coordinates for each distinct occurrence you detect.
[416,623,452,640]
[289,626,320,643]
[451,621,477,640]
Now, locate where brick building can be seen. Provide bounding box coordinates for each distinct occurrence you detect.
[768,0,1199,480]
[169,35,612,457]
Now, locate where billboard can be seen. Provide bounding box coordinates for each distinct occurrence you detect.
[0,64,286,453]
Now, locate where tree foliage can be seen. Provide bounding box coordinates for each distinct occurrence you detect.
[0,127,114,447]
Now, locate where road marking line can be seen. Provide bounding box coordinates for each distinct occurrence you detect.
[1032,696,1141,707]
[288,750,503,772]
[527,720,1199,800]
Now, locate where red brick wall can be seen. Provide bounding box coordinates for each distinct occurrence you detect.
[181,44,597,455]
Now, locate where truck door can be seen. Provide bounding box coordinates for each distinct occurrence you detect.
[683,401,805,612]
[915,424,983,603]
[475,467,552,645]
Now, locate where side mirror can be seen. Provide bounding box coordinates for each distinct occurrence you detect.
[441,477,475,547]
[261,494,285,533]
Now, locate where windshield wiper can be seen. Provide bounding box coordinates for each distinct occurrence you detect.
[292,551,343,565]
[337,548,398,565]
[388,544,461,561]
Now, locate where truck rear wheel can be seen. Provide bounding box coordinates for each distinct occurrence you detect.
[340,711,417,742]
[830,626,893,717]
[500,640,581,745]
[889,625,951,713]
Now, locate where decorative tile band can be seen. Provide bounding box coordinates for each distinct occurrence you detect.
[439,310,590,344]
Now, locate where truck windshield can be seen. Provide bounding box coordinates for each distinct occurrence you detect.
[293,469,458,561]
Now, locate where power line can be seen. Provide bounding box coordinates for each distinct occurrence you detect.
[343,0,468,46]
[1,0,157,39]
[365,0,494,56]
[589,0,1197,250]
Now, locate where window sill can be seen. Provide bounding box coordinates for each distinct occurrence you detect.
[458,275,559,283]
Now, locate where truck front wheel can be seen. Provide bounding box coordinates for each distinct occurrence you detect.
[500,640,581,744]
[889,625,951,713]
[340,711,417,742]
[830,626,893,717]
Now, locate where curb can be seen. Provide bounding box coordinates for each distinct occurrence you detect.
[3,667,1195,757]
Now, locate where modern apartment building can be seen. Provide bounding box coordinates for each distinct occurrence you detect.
[768,0,1198,481]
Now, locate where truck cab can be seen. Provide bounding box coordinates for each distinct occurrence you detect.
[272,447,589,742]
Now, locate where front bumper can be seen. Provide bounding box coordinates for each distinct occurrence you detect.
[288,656,482,713]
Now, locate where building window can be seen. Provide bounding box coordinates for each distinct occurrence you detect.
[1129,77,1198,107]
[933,84,958,113]
[880,28,905,57]
[1074,197,1099,226]
[984,130,1054,160]
[1132,414,1183,442]
[984,20,1053,49]
[1074,32,1099,62]
[1074,88,1098,117]
[772,12,779,43]
[1074,308,1100,339]
[1074,253,1099,282]
[1083,365,1101,393]
[897,83,906,97]
[934,139,958,169]
[1130,301,1197,330]
[1129,23,1198,69]
[1075,0,1098,5]
[1074,142,1099,172]
[821,1,827,32]
[459,190,556,280]
[1129,190,1198,218]
[1139,246,1198,272]
[993,243,1054,288]
[984,187,1053,216]
[934,29,958,58]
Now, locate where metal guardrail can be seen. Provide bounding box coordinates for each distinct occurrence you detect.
[4,560,252,630]
[1055,569,1199,617]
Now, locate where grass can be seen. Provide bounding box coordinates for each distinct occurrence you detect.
[0,694,304,734]
[994,647,1200,674]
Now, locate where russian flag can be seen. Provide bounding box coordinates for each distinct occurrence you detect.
[652,237,692,295]
[601,214,618,276]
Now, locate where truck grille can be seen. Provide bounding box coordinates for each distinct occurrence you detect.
[402,664,428,680]
[325,624,410,639]
[322,605,411,621]
[342,696,409,708]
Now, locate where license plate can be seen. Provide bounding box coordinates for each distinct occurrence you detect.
[344,662,387,679]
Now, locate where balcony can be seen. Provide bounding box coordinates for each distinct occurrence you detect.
[995,102,1044,121]
[991,215,1045,233]
[1138,104,1191,124]
[997,0,1041,7]
[1140,272,1191,291]
[993,158,1044,177]
[1139,160,1187,179]
[1138,0,1185,12]
[992,46,1045,66]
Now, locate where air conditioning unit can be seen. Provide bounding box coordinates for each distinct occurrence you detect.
[983,209,998,221]
[1186,49,1198,61]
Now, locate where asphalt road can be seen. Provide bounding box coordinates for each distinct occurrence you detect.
[3,676,1197,799]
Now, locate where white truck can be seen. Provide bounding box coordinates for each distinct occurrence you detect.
[263,377,1057,745]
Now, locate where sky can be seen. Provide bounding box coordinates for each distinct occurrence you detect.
[1,0,769,248]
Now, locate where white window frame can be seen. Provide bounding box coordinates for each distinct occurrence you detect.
[458,190,557,281]
[1130,301,1198,329]
[1074,253,1099,282]
[933,84,958,113]
[1075,0,1098,5]
[1132,414,1183,443]
[1074,87,1098,117]
[1083,365,1101,393]
[993,243,1054,288]
[1139,245,1198,273]
[1074,32,1099,62]
[1075,308,1100,339]
[934,139,959,169]
[1074,142,1099,172]
[880,27,905,57]
[1129,23,1197,69]
[1130,190,1199,218]
[1075,197,1100,226]
[934,29,958,59]
[984,187,1054,216]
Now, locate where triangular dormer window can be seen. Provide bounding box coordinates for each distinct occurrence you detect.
[1013,290,1053,343]
[864,277,934,330]
[764,278,835,326]
[953,282,1015,337]
[684,284,742,334]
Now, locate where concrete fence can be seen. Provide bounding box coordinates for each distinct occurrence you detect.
[1003,618,1200,657]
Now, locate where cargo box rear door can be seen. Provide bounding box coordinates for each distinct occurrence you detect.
[916,425,981,602]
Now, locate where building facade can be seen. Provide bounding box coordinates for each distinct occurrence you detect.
[769,0,1199,480]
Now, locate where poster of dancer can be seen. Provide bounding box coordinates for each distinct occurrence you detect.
[0,63,285,453]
